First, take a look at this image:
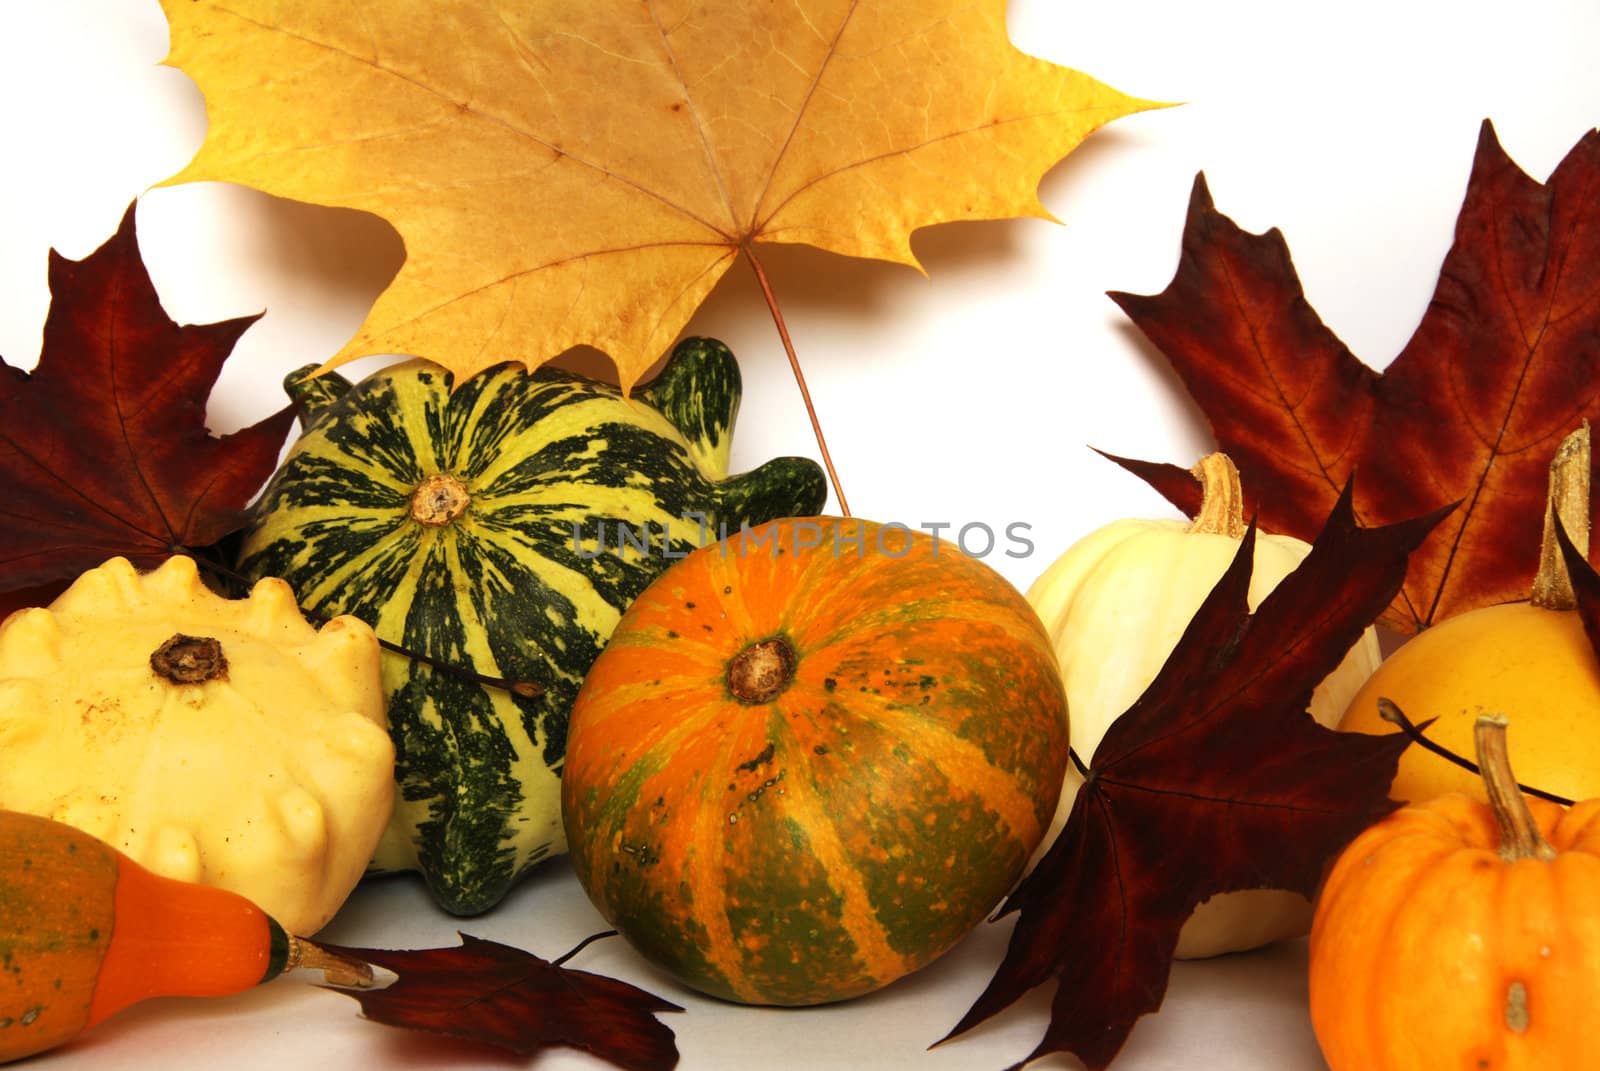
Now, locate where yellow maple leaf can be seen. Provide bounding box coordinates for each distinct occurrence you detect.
[160,0,1155,391]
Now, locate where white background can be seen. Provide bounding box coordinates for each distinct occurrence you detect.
[1,2,1597,1068]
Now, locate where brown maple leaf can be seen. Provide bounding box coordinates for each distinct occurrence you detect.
[939,484,1449,1070]
[1109,121,1600,632]
[321,933,682,1071]
[0,204,296,593]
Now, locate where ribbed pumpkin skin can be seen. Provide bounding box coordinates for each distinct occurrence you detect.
[1309,794,1600,1070]
[238,339,825,915]
[563,518,1070,1006]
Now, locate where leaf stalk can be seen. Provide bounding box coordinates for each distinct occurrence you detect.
[553,930,620,968]
[743,245,851,516]
[1376,698,1572,806]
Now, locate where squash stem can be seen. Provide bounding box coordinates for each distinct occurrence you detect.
[727,635,798,704]
[1473,714,1558,862]
[409,473,471,527]
[1187,453,1245,538]
[743,245,851,517]
[1376,698,1573,806]
[285,937,376,988]
[1531,422,1590,611]
[149,633,229,684]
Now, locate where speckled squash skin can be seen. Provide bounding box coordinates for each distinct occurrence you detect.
[238,338,825,915]
[0,812,118,1061]
[562,518,1070,1006]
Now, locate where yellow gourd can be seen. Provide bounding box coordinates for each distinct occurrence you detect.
[1026,454,1382,958]
[1341,425,1600,805]
[0,555,394,934]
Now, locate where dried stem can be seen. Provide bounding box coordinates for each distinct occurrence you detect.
[286,936,376,988]
[1376,698,1573,806]
[1473,714,1558,862]
[150,633,229,684]
[1531,422,1590,610]
[743,245,851,517]
[1187,453,1246,538]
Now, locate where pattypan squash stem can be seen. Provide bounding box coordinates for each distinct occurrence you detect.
[1187,453,1245,538]
[1531,422,1590,611]
[1473,714,1558,862]
[150,633,229,684]
[743,244,850,517]
[1377,698,1573,806]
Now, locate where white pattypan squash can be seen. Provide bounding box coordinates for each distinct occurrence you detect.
[0,555,393,934]
[1026,454,1382,959]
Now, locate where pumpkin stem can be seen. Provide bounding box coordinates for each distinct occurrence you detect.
[1531,422,1590,611]
[1187,453,1246,538]
[743,245,851,517]
[727,636,797,704]
[1473,714,1558,862]
[149,633,229,684]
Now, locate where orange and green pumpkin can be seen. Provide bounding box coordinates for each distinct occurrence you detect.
[561,517,1070,1006]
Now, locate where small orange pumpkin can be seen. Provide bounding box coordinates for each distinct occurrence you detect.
[1309,705,1600,1071]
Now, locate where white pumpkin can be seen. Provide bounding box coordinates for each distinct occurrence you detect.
[1026,454,1382,958]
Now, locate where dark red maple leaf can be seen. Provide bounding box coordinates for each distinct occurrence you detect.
[0,203,295,592]
[320,933,682,1071]
[1109,120,1600,633]
[939,484,1450,1070]
[1557,511,1600,665]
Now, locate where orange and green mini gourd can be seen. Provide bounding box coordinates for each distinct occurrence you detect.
[562,518,1070,1006]
[0,810,367,1064]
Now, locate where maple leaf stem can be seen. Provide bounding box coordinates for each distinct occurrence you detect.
[188,554,544,699]
[742,246,851,517]
[553,930,620,968]
[1376,698,1573,806]
[1068,747,1090,778]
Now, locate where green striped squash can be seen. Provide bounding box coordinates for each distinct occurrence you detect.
[237,338,826,915]
[563,518,1070,1004]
